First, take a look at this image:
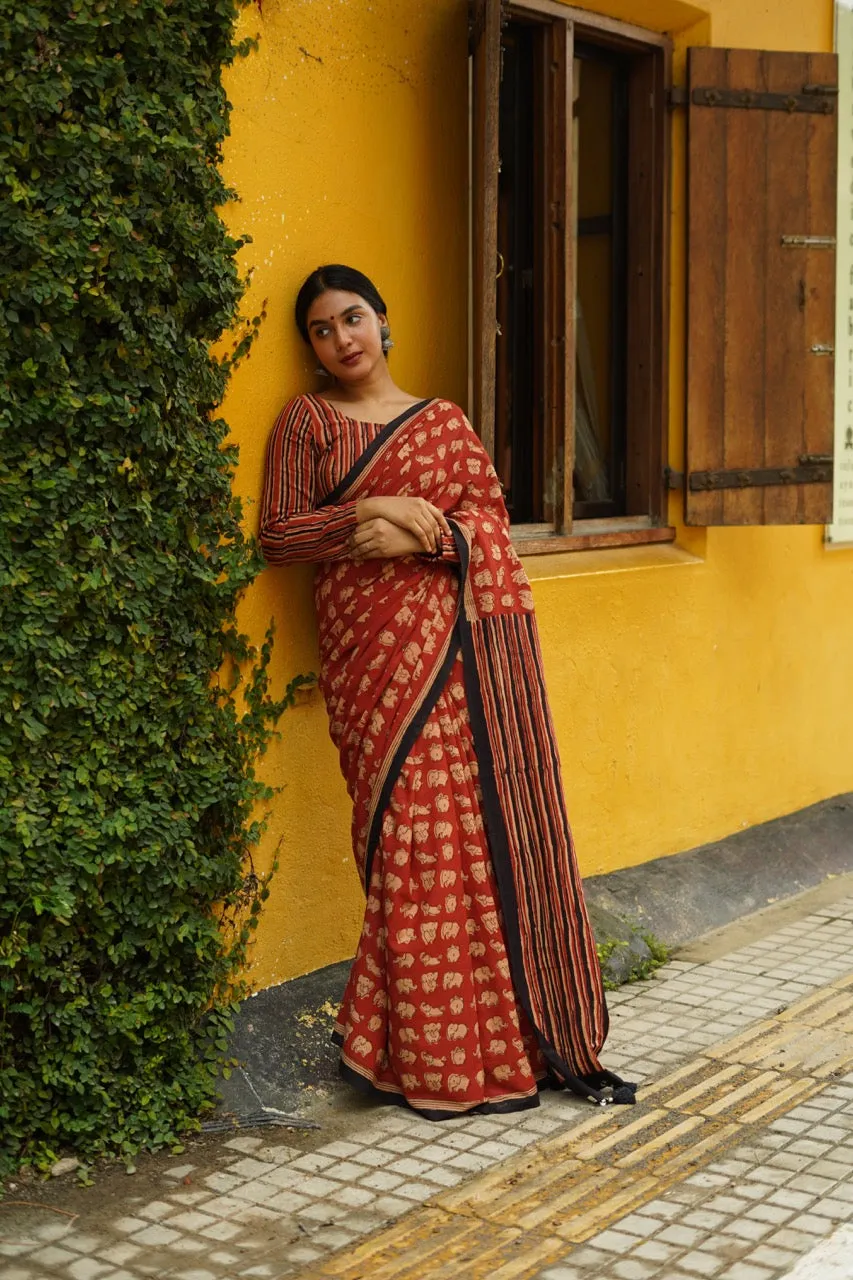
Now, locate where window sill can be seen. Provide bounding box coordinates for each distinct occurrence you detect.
[519,538,703,582]
[510,517,676,556]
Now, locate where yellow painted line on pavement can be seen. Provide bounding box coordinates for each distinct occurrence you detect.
[700,1068,780,1116]
[782,988,853,1029]
[555,1175,660,1243]
[712,1021,853,1077]
[637,1057,707,1099]
[718,1023,804,1065]
[615,1114,706,1167]
[740,1075,822,1124]
[777,973,853,1023]
[647,1120,741,1178]
[444,1157,595,1224]
[571,1108,668,1160]
[509,1166,627,1233]
[315,1206,561,1280]
[665,1062,743,1109]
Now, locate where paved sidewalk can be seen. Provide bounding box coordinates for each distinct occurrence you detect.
[2,892,853,1280]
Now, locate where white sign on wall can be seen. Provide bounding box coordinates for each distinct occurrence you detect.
[830,1,853,544]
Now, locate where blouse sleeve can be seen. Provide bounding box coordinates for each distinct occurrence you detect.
[259,398,360,565]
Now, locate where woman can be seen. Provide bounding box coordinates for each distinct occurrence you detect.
[260,264,634,1118]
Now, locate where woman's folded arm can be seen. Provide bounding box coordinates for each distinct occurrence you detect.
[260,501,359,564]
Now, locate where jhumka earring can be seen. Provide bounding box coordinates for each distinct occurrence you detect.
[380,324,394,352]
[314,362,330,376]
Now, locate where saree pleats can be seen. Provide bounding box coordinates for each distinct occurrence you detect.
[333,653,547,1115]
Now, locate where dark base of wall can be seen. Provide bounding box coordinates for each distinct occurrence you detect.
[584,790,853,955]
[214,791,853,1124]
[213,958,351,1127]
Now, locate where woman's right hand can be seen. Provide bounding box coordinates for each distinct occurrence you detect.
[350,518,424,562]
[356,496,451,554]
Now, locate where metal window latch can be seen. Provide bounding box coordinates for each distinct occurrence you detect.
[810,344,834,355]
[781,235,836,248]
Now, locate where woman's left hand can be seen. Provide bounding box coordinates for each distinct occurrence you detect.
[351,518,426,561]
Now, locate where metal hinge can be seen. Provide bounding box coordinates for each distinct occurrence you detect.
[664,467,684,490]
[688,86,835,115]
[667,86,687,109]
[688,461,833,491]
[781,235,836,248]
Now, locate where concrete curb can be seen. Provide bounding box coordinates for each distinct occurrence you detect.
[584,791,853,949]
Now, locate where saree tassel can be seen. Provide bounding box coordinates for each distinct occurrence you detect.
[580,1070,638,1106]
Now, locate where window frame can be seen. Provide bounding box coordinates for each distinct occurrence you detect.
[470,0,674,555]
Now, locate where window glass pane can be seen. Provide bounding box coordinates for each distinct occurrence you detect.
[574,47,628,517]
[495,23,540,523]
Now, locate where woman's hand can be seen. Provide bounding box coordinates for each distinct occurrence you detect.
[356,496,451,554]
[350,518,426,562]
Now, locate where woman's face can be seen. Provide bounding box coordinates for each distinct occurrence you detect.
[306,289,387,384]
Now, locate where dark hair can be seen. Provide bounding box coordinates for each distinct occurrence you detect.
[294,264,388,343]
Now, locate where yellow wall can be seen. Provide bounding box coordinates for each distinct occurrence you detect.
[221,0,853,992]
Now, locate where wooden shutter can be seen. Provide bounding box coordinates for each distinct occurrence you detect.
[470,0,502,457]
[685,48,837,525]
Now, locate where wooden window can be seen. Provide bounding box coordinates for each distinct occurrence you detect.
[685,48,838,525]
[469,0,672,553]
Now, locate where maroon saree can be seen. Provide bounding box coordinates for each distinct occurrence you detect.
[260,394,634,1115]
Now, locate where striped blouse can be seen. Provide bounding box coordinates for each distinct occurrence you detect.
[259,395,379,565]
[259,393,459,566]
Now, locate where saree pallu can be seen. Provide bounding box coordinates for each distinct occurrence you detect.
[313,397,632,1114]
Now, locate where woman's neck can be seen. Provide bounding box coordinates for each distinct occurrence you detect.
[321,365,420,416]
[327,362,398,407]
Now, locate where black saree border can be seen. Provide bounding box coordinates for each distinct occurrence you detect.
[316,397,433,509]
[362,612,463,893]
[449,524,624,1110]
[333,1033,547,1120]
[315,391,456,893]
[339,1058,545,1120]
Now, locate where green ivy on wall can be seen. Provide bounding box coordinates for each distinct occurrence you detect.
[0,0,288,1174]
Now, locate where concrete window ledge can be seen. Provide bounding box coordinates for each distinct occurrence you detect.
[521,540,704,582]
